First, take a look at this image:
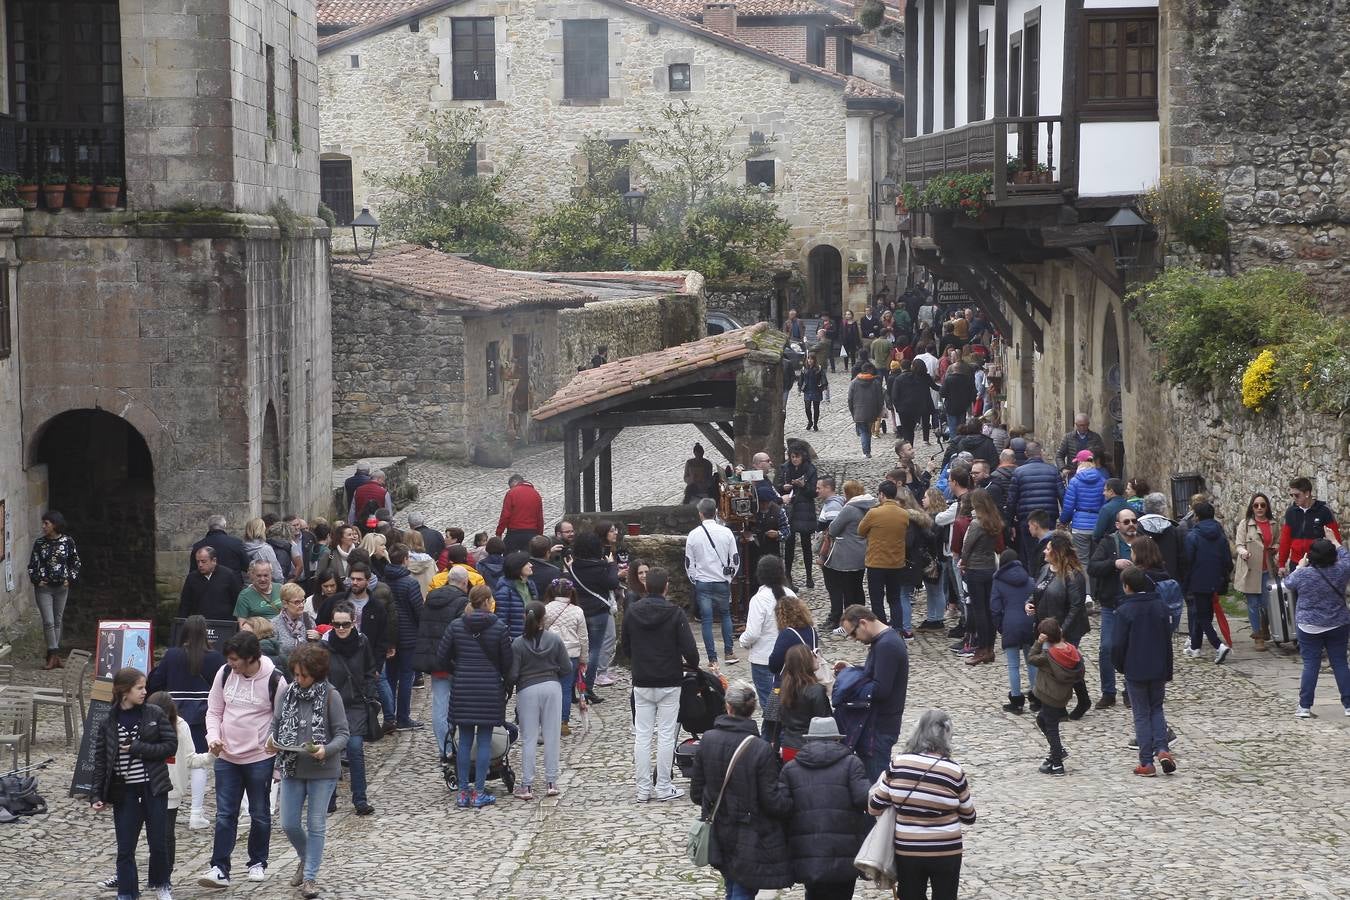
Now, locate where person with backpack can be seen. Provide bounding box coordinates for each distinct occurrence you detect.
[90,667,178,900]
[1131,538,1184,635]
[146,614,226,829]
[1027,618,1083,776]
[198,631,286,890]
[1110,567,1177,777]
[838,604,910,782]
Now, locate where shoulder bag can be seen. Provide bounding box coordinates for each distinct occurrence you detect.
[855,756,943,889]
[791,627,835,688]
[329,640,383,742]
[687,735,756,867]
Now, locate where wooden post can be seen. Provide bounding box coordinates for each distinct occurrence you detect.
[993,0,1008,203]
[598,440,613,512]
[581,428,596,513]
[563,424,581,514]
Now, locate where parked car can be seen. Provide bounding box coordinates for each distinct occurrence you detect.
[706,311,744,336]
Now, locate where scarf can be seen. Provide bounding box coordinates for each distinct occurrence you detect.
[275,679,329,777]
[278,611,309,645]
[327,626,363,658]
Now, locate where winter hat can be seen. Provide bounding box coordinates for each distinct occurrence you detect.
[803,717,844,741]
[1074,449,1095,463]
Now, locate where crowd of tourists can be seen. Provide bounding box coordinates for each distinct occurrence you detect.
[53,294,1349,900]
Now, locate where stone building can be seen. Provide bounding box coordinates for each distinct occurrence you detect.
[315,0,905,316]
[898,0,1348,525]
[0,0,333,636]
[330,244,705,462]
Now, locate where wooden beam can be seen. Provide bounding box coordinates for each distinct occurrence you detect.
[577,426,622,474]
[922,0,935,133]
[969,260,1044,351]
[581,428,596,513]
[598,441,613,512]
[1060,0,1083,194]
[693,422,737,467]
[1068,246,1125,299]
[905,0,918,138]
[717,421,735,440]
[988,262,1054,320]
[992,0,1008,203]
[1038,223,1108,249]
[942,0,957,129]
[563,424,581,514]
[574,407,738,430]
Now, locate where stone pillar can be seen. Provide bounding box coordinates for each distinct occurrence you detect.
[734,352,785,466]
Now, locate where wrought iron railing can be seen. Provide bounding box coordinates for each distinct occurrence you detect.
[14,119,124,183]
[0,115,16,175]
[902,115,1065,202]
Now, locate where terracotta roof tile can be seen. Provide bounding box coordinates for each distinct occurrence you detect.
[318,0,424,28]
[844,75,903,102]
[532,323,771,421]
[332,244,594,313]
[636,0,848,19]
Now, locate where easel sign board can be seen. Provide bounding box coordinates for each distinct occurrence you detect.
[93,619,155,685]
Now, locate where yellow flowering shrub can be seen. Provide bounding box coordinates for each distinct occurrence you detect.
[1241,349,1277,413]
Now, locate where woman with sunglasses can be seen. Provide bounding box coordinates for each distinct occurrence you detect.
[318,600,379,816]
[1235,492,1277,652]
[543,578,589,736]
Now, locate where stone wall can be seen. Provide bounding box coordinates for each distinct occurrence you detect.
[556,290,707,384]
[706,286,774,327]
[329,273,469,460]
[0,211,28,633]
[1161,0,1350,304]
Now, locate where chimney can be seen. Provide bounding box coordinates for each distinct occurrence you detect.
[703,2,738,35]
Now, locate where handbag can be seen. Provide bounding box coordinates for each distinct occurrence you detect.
[687,735,756,867]
[331,641,383,742]
[855,756,943,888]
[790,627,834,688]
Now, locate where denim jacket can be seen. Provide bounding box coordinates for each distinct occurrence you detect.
[1285,547,1350,631]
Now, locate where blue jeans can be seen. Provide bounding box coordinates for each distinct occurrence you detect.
[1005,645,1037,696]
[345,734,368,805]
[457,724,495,793]
[1245,572,1271,634]
[854,421,872,456]
[862,730,899,783]
[867,566,911,631]
[376,662,395,721]
[1098,607,1118,697]
[211,756,275,876]
[1298,624,1350,710]
[724,879,757,900]
[923,566,947,623]
[749,663,775,716]
[583,612,610,693]
[114,782,170,894]
[560,657,579,723]
[1126,679,1169,766]
[279,776,337,881]
[431,675,452,754]
[387,650,416,725]
[946,413,962,439]
[694,581,735,664]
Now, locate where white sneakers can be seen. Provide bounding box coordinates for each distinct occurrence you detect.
[1215,643,1231,664]
[156,887,174,900]
[198,867,230,889]
[188,812,209,830]
[247,864,267,882]
[1295,707,1313,718]
[1182,647,1200,659]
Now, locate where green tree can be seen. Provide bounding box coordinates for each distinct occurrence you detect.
[526,137,636,271]
[369,109,522,266]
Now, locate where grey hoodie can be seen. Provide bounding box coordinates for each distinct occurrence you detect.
[508,630,572,693]
[826,495,878,571]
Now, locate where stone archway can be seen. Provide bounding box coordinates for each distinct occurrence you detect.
[806,244,843,318]
[30,409,156,637]
[261,402,283,517]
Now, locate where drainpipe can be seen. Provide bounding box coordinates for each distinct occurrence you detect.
[868,114,877,302]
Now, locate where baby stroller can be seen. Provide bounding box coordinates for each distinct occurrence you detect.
[674,667,727,779]
[440,723,519,793]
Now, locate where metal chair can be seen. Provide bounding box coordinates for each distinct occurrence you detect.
[29,649,93,746]
[0,695,32,771]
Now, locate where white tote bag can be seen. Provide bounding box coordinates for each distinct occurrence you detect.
[854,806,896,890]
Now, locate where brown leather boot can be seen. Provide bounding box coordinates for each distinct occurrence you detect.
[53,653,64,668]
[42,652,58,670]
[1253,636,1266,652]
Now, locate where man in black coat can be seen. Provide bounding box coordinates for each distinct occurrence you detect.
[179,547,244,621]
[188,515,248,574]
[527,535,563,599]
[622,568,698,802]
[344,462,372,516]
[407,512,446,564]
[939,361,977,439]
[383,544,424,730]
[1087,507,1138,709]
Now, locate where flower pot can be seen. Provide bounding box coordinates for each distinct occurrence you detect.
[1037,172,1054,185]
[1013,171,1034,185]
[68,184,93,210]
[16,184,38,210]
[41,186,66,210]
[95,185,121,210]
[626,523,641,536]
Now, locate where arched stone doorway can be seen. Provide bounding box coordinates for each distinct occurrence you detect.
[883,244,896,293]
[31,409,156,634]
[1102,312,1124,477]
[806,244,843,318]
[261,402,283,517]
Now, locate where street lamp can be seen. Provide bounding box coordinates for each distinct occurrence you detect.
[622,188,647,246]
[878,175,898,203]
[350,207,380,264]
[1104,206,1148,272]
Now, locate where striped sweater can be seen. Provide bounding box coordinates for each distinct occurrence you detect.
[868,752,976,857]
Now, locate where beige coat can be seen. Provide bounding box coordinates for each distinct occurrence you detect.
[1233,517,1277,594]
[543,599,589,660]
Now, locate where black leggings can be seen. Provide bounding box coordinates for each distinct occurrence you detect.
[782,529,815,584]
[1037,704,1067,763]
[896,853,962,900]
[823,567,864,624]
[804,396,821,428]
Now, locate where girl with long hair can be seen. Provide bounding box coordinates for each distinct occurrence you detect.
[1029,533,1091,718]
[509,600,571,799]
[1235,491,1277,651]
[960,489,1004,665]
[90,668,177,900]
[775,644,831,760]
[740,555,796,713]
[145,614,225,828]
[542,578,589,735]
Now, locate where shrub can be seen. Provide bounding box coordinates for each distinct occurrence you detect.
[858,0,885,30]
[1139,172,1228,254]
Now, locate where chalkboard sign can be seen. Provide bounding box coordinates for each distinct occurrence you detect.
[69,698,113,798]
[167,618,239,654]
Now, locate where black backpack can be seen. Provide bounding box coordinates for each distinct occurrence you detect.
[217,665,283,704]
[0,774,47,819]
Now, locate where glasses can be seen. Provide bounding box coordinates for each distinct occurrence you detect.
[1120,518,1137,524]
[844,623,858,639]
[1253,501,1268,508]
[331,621,354,629]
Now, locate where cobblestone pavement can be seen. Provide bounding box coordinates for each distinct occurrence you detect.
[6,398,1350,898]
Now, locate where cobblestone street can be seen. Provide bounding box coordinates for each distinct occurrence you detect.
[6,400,1350,899]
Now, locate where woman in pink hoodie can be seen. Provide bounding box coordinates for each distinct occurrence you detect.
[198,631,285,890]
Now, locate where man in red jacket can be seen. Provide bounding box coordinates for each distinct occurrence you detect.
[496,473,544,553]
[1278,476,1341,574]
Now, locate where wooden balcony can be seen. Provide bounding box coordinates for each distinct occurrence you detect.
[902,115,1069,206]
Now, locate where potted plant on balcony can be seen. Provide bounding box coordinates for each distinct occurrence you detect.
[68,175,94,210]
[1007,155,1027,184]
[95,176,123,210]
[17,174,39,210]
[42,173,67,210]
[1033,162,1053,185]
